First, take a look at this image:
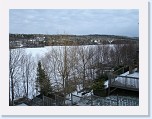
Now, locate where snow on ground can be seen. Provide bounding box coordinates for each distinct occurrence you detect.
[104,80,109,88]
[66,93,139,106]
[65,84,93,105]
[65,83,139,106]
[16,103,28,106]
[127,72,139,78]
[66,84,83,99]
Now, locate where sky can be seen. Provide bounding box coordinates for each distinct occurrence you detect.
[9,9,139,37]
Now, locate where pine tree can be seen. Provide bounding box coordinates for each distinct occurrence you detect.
[36,61,52,96]
[92,75,106,97]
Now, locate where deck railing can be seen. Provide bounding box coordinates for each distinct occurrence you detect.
[109,74,139,91]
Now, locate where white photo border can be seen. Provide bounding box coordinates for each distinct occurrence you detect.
[0,0,149,116]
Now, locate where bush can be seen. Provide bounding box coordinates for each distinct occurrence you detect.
[92,74,107,97]
[98,74,108,81]
[93,89,106,97]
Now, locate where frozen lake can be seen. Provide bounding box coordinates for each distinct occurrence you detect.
[24,44,116,57]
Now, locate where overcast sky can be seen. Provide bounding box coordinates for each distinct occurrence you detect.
[9,9,139,37]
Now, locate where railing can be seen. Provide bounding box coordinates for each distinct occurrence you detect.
[32,97,43,106]
[109,75,139,91]
[32,95,72,106]
[32,93,139,106]
[71,94,139,106]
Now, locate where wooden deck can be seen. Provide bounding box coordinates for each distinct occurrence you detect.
[108,74,139,95]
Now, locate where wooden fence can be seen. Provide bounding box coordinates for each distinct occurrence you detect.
[71,94,139,106]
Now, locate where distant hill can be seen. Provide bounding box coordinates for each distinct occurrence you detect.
[9,33,139,48]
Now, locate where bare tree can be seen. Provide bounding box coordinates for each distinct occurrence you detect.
[21,53,36,98]
[9,48,25,105]
[77,46,95,89]
[42,45,80,98]
[94,45,111,76]
[9,47,37,105]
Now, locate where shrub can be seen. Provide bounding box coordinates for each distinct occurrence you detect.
[92,75,107,97]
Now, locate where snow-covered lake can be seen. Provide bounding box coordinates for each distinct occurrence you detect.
[25,45,114,57]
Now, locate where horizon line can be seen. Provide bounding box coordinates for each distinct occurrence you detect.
[9,33,139,38]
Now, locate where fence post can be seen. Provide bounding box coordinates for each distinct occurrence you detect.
[55,94,57,106]
[91,93,93,106]
[12,100,14,106]
[108,73,111,96]
[117,94,119,106]
[43,95,44,106]
[71,93,73,105]
[125,76,127,87]
[123,67,124,73]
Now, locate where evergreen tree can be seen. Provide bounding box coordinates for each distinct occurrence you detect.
[36,61,52,96]
[92,75,106,97]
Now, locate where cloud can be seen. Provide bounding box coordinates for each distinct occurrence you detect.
[9,9,139,36]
